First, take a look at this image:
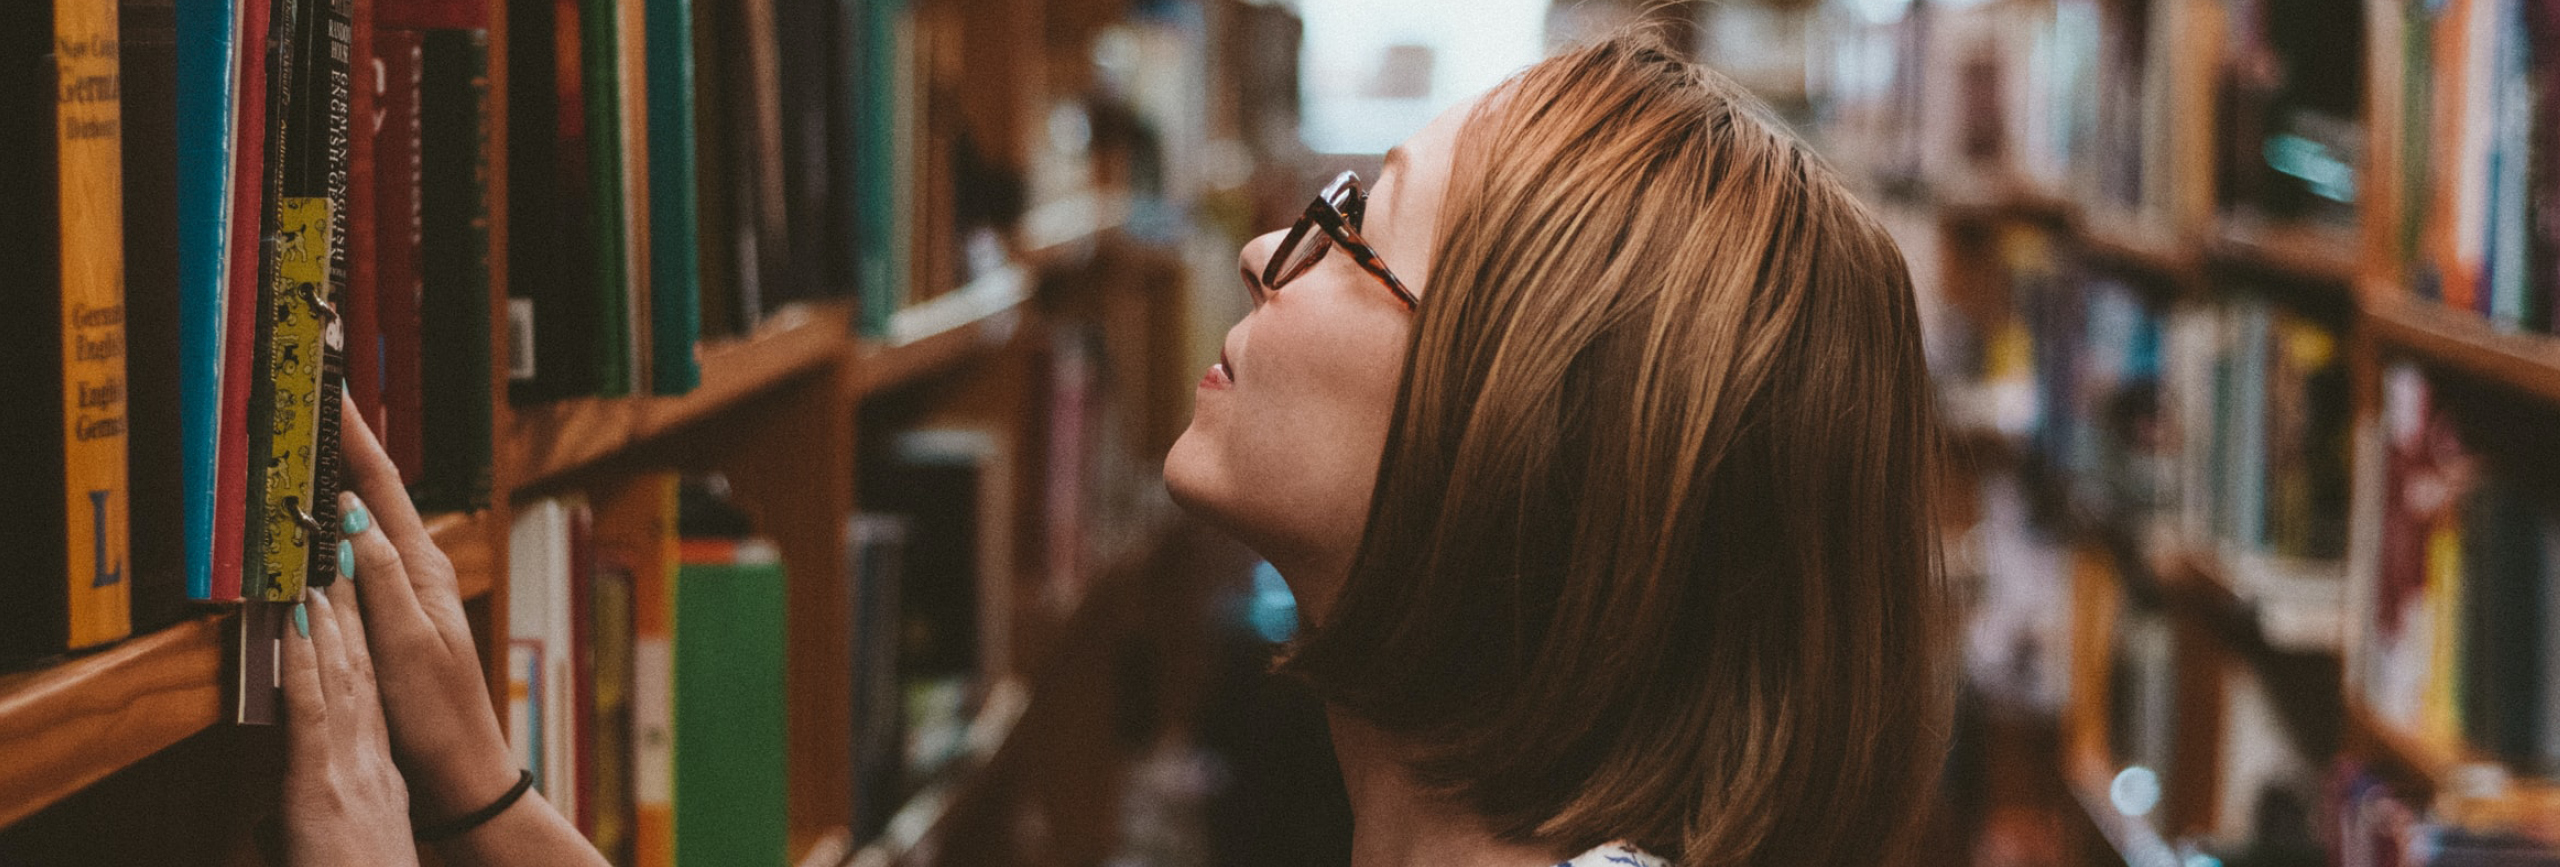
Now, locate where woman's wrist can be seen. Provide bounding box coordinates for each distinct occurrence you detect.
[407,742,524,829]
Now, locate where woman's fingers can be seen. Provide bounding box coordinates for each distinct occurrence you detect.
[339,489,439,650]
[328,559,380,685]
[339,395,456,597]
[306,587,359,712]
[281,603,327,730]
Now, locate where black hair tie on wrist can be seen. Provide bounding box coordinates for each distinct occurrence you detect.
[414,769,535,842]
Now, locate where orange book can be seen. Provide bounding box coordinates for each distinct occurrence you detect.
[43,0,133,652]
[596,473,680,867]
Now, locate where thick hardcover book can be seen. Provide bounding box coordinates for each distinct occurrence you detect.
[581,0,633,398]
[122,0,189,633]
[2459,478,2546,765]
[0,0,134,657]
[505,0,598,401]
[257,0,355,601]
[845,514,907,843]
[416,28,494,511]
[374,29,426,483]
[211,0,272,606]
[175,0,237,601]
[687,0,742,338]
[343,0,382,432]
[598,473,679,867]
[674,537,789,867]
[853,0,910,336]
[645,0,701,394]
[508,498,581,810]
[591,474,674,865]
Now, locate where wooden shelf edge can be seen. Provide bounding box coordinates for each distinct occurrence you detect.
[0,510,490,830]
[508,301,857,487]
[2207,214,2361,285]
[2364,293,2560,405]
[854,272,1034,399]
[2345,696,2560,837]
[842,677,1034,867]
[425,510,497,599]
[0,614,226,829]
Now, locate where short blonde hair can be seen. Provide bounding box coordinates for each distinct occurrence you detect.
[1280,33,1952,866]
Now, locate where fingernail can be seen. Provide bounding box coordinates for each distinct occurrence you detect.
[292,602,310,638]
[338,540,357,580]
[341,498,371,534]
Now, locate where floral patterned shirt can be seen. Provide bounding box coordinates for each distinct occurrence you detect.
[1555,841,1667,867]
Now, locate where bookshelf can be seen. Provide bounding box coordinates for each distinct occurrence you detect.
[1805,0,2560,856]
[0,0,1288,863]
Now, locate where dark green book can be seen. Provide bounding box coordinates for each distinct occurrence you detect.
[416,28,493,511]
[674,538,788,867]
[580,0,631,398]
[645,0,700,394]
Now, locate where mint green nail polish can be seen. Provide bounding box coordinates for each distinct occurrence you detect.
[342,502,370,534]
[338,540,356,580]
[292,603,310,638]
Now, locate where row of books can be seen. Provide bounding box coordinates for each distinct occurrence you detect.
[2336,764,2560,865]
[1962,226,2352,572]
[2357,361,2560,777]
[503,440,1013,863]
[1816,0,2179,223]
[0,0,499,662]
[2394,0,2560,334]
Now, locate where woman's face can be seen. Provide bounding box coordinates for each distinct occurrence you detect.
[1165,96,1474,604]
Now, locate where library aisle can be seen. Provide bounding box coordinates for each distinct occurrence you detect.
[10,0,2560,864]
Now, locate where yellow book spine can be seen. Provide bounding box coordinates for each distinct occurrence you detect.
[261,196,334,601]
[2420,517,2466,747]
[58,0,130,649]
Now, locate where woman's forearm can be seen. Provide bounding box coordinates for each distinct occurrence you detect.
[426,792,612,867]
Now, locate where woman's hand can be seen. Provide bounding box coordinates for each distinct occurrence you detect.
[336,396,521,828]
[278,586,421,866]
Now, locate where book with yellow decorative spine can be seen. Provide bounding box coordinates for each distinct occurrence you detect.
[0,0,132,659]
[254,0,355,604]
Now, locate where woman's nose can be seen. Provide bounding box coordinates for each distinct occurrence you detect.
[1236,229,1286,307]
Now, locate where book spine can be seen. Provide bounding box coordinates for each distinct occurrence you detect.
[375,29,425,482]
[58,0,133,649]
[417,28,493,511]
[175,0,236,601]
[627,475,677,867]
[344,0,382,435]
[258,0,353,599]
[645,0,700,395]
[211,0,270,604]
[123,0,190,631]
[583,0,631,398]
[674,543,788,867]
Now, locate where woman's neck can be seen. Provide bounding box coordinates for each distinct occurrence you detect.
[1325,707,1571,867]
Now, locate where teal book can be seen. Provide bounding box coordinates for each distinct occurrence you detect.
[852,0,907,337]
[644,0,700,394]
[674,538,789,867]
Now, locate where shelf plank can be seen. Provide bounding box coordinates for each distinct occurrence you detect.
[508,301,856,487]
[426,510,496,600]
[2346,696,2560,837]
[0,509,489,830]
[0,615,225,829]
[2364,292,2560,405]
[854,277,1033,399]
[2208,214,2360,284]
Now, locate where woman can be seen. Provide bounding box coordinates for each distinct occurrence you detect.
[281,33,1950,867]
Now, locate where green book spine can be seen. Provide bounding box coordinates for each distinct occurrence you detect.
[674,542,788,867]
[852,0,905,337]
[583,0,631,397]
[645,0,700,394]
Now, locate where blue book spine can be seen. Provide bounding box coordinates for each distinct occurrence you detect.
[176,0,237,599]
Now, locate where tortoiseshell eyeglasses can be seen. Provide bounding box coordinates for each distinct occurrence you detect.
[1260,170,1419,310]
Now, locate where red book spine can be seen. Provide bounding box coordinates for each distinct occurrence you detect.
[346,0,384,436]
[211,0,273,602]
[568,500,596,833]
[375,30,426,482]
[376,0,485,30]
